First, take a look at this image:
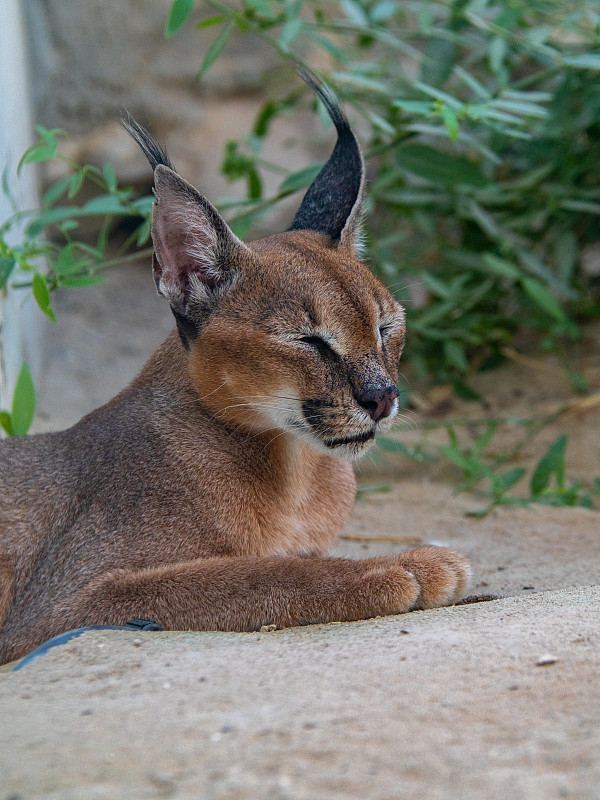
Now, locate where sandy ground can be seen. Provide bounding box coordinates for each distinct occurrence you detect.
[1,585,598,800]
[2,262,599,799]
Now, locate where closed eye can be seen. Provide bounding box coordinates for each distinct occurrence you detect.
[297,335,337,358]
[378,313,405,340]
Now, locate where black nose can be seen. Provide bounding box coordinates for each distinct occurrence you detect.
[355,384,399,422]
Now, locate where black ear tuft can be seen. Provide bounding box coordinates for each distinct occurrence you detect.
[121,112,175,171]
[288,68,365,252]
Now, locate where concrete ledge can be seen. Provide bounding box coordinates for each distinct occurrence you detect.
[1,585,598,799]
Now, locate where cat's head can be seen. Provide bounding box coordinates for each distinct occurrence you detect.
[124,69,405,460]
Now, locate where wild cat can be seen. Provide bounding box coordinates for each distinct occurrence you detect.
[0,70,469,664]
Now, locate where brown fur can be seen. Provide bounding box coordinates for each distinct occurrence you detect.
[0,93,470,664]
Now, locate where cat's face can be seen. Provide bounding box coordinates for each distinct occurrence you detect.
[131,70,405,459]
[188,231,405,460]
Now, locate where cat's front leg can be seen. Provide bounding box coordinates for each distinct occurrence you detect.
[68,549,470,629]
[4,550,471,662]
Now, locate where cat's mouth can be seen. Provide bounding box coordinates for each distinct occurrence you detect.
[322,430,375,449]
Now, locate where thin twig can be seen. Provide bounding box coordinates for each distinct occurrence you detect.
[339,534,423,544]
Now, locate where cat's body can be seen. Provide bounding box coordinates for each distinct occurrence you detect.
[0,72,469,664]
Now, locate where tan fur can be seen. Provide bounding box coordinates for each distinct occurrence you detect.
[0,120,470,664]
[0,229,469,665]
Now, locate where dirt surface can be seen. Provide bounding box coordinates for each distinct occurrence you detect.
[3,262,599,799]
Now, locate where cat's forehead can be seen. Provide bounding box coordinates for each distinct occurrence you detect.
[247,231,400,326]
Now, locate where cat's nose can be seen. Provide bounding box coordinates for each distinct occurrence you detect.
[355,384,399,422]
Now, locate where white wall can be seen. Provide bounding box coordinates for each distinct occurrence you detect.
[0,0,41,410]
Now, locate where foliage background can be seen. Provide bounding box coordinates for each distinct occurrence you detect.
[2,0,599,506]
[6,1,600,391]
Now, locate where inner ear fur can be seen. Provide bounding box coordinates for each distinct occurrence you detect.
[151,165,248,319]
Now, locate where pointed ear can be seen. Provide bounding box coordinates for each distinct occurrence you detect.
[288,70,366,255]
[151,165,247,320]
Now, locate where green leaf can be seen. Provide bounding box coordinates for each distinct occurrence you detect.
[43,175,73,205]
[278,163,324,194]
[437,444,472,471]
[371,1,398,22]
[495,467,526,492]
[442,107,459,141]
[248,169,262,200]
[0,257,16,290]
[414,81,461,109]
[53,245,90,276]
[340,0,367,25]
[59,220,79,232]
[563,54,600,71]
[67,172,84,199]
[0,410,13,436]
[559,199,600,214]
[17,128,65,174]
[254,101,283,138]
[32,271,56,322]
[333,73,389,94]
[102,163,117,192]
[376,437,436,462]
[521,277,567,322]
[18,141,58,171]
[489,37,506,73]
[136,218,151,246]
[131,195,155,215]
[530,436,567,496]
[229,215,255,240]
[197,14,226,29]
[165,0,194,37]
[197,21,235,79]
[443,340,469,372]
[245,0,276,19]
[25,206,81,237]
[421,38,456,86]
[553,230,577,284]
[365,111,396,136]
[420,272,453,299]
[311,33,349,62]
[482,253,520,279]
[82,194,129,215]
[394,100,434,115]
[280,18,302,46]
[396,145,488,187]
[10,363,36,436]
[451,379,481,401]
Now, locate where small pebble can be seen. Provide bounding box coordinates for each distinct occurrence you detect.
[536,653,558,666]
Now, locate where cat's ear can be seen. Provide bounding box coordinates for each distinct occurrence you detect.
[151,165,247,321]
[288,69,365,255]
[122,115,248,342]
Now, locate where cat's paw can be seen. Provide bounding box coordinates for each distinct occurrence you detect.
[395,545,471,609]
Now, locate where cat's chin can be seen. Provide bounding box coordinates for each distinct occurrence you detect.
[287,426,377,461]
[326,437,376,462]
